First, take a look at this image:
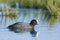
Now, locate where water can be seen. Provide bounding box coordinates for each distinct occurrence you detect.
[0,9,60,40]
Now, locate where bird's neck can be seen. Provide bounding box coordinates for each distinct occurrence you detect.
[29,23,35,27]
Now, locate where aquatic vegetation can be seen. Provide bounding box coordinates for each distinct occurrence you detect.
[45,0,60,27]
[19,0,44,8]
[0,8,18,25]
[8,8,18,21]
[1,0,60,26]
[19,0,60,27]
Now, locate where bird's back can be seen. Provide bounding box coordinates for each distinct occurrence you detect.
[8,22,33,32]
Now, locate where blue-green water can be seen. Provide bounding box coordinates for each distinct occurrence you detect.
[0,9,60,40]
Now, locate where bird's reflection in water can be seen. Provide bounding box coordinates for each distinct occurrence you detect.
[13,31,37,37]
[30,30,37,37]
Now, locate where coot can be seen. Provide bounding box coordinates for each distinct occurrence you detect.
[8,19,39,36]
